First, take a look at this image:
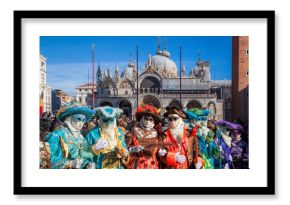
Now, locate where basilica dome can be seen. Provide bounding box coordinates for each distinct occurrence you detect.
[147,50,178,78]
[121,60,135,81]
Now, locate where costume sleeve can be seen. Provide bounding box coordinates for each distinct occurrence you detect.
[45,131,71,169]
[166,151,177,166]
[79,139,94,162]
[85,128,102,156]
[186,129,194,166]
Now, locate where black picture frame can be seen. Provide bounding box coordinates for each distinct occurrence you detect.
[14,10,275,195]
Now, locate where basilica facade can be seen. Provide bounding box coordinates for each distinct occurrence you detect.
[75,45,231,120]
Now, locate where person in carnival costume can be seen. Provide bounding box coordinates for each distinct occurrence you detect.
[127,104,162,169]
[85,106,129,169]
[44,102,95,169]
[214,120,247,168]
[214,120,248,169]
[184,108,217,169]
[158,105,195,169]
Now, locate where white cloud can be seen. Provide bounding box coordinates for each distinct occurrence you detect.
[46,61,146,96]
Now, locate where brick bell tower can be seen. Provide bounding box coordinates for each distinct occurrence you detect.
[232,36,249,123]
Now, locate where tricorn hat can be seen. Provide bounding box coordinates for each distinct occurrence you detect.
[163,105,187,119]
[214,120,244,133]
[184,108,210,121]
[94,106,123,119]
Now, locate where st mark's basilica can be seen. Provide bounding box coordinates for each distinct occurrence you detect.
[75,43,231,121]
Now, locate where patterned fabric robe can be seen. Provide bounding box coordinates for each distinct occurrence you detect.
[44,125,94,169]
[127,125,160,169]
[196,126,218,169]
[85,126,129,169]
[230,138,249,169]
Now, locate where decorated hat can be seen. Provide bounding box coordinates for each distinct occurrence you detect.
[184,108,210,121]
[135,104,161,123]
[57,102,95,122]
[94,106,123,119]
[214,120,244,132]
[163,105,187,119]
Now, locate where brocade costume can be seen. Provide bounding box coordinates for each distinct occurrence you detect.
[85,126,129,169]
[45,125,94,169]
[127,125,160,169]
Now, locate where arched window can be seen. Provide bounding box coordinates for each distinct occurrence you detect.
[186,100,202,110]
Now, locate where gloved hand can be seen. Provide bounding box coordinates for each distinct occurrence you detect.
[175,153,186,164]
[224,163,230,169]
[70,148,79,159]
[71,158,83,169]
[80,150,94,161]
[158,149,167,157]
[86,162,96,169]
[93,138,109,151]
[129,146,144,153]
[195,161,203,169]
[229,155,233,162]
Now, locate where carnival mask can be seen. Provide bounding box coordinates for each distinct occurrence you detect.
[71,114,86,131]
[168,114,180,129]
[100,117,116,129]
[232,131,241,141]
[142,115,155,128]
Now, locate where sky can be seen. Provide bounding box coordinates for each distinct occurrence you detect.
[40,36,232,96]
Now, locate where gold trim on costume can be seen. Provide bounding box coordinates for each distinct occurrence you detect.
[59,137,69,158]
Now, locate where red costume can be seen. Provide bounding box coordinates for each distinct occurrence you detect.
[127,104,162,169]
[128,126,160,169]
[159,105,201,169]
[161,127,194,169]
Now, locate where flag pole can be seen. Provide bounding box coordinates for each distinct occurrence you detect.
[92,43,95,109]
[136,45,139,108]
[179,46,182,107]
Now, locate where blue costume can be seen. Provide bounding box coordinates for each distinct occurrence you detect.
[44,103,95,169]
[184,108,217,169]
[45,126,94,168]
[85,106,129,169]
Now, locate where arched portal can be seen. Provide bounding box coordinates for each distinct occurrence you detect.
[100,101,113,107]
[186,100,202,110]
[142,95,161,108]
[140,76,161,89]
[119,99,132,117]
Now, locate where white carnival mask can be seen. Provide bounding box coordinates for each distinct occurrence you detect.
[71,114,86,131]
[141,115,155,129]
[168,114,181,129]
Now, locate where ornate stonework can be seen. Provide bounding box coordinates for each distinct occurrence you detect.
[76,46,231,121]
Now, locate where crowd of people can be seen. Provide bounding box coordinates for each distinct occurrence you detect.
[39,102,248,169]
